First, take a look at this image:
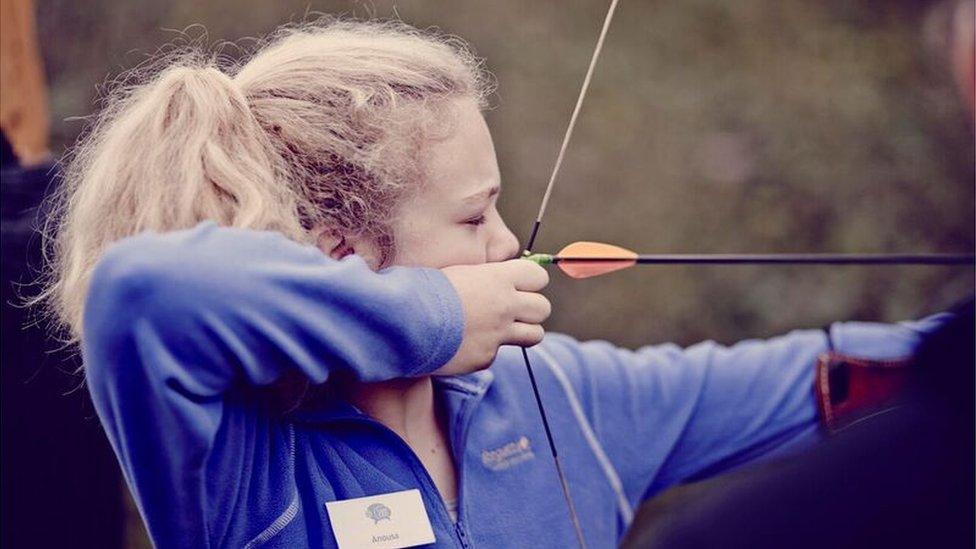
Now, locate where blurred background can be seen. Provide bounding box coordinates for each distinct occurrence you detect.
[2,0,973,547]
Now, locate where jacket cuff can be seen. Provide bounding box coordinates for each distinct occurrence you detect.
[814,351,913,434]
[404,268,464,377]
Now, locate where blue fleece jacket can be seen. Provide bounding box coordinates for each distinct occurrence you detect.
[82,222,944,548]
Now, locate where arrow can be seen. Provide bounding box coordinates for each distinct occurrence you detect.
[525,242,976,279]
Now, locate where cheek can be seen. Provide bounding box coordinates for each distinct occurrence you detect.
[410,234,487,268]
[441,233,489,265]
[390,218,485,268]
[390,222,434,266]
[393,221,489,268]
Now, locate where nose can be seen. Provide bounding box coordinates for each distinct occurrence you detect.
[488,218,521,262]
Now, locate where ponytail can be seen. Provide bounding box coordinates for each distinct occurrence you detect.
[40,61,305,341]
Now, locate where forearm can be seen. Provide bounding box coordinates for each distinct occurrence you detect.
[82,221,463,395]
[541,313,952,503]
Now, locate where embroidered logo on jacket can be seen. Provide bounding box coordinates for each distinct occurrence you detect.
[481,436,535,471]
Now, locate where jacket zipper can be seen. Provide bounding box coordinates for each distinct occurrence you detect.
[328,414,474,548]
[455,522,469,548]
[448,391,482,549]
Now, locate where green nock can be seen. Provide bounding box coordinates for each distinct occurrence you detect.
[522,251,554,266]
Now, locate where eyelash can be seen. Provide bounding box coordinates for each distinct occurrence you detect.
[465,215,487,226]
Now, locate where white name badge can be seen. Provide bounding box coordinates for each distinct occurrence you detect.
[325,489,437,549]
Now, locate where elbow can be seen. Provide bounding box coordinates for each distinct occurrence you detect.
[82,234,180,348]
[81,235,172,405]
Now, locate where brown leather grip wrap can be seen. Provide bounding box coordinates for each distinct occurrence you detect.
[815,352,914,434]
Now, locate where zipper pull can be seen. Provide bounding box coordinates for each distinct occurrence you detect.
[455,523,469,548]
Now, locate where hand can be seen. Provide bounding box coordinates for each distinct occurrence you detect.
[435,260,551,376]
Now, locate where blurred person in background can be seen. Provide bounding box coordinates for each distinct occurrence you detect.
[1,0,123,547]
[628,1,974,547]
[28,16,968,548]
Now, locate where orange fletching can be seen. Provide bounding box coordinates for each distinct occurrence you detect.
[556,241,638,278]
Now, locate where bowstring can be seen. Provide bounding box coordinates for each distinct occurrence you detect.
[519,1,622,548]
[525,0,621,252]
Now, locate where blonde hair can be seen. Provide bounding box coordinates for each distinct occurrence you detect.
[37,19,491,344]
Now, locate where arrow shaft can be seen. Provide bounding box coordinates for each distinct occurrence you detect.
[553,254,975,265]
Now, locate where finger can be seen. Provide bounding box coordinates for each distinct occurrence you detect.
[505,321,545,347]
[514,292,551,324]
[507,260,549,292]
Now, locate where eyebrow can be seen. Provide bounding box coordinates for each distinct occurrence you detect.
[462,185,500,205]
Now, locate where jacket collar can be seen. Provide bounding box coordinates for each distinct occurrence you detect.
[285,369,495,425]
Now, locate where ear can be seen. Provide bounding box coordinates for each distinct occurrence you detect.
[314,227,383,268]
[314,228,354,261]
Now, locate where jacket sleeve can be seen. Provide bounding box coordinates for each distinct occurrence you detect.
[81,222,463,546]
[539,314,947,509]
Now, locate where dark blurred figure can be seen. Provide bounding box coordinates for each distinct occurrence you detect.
[2,0,123,546]
[632,1,975,547]
[1,149,124,549]
[639,299,973,549]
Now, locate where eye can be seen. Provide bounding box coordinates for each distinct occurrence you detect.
[464,215,487,226]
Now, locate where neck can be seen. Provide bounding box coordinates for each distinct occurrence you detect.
[342,376,439,442]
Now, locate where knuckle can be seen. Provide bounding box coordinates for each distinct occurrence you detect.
[503,298,519,320]
[501,261,521,284]
[540,296,552,317]
[537,264,550,285]
[481,344,500,365]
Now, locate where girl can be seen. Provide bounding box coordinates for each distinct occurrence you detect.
[44,20,944,548]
